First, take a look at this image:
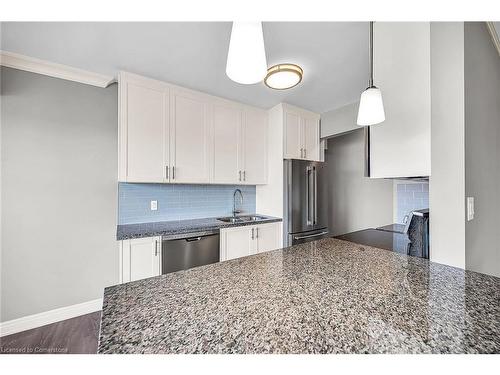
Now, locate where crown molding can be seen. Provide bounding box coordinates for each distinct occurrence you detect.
[0,50,115,88]
[486,22,500,58]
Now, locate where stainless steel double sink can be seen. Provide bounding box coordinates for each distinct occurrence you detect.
[216,215,267,224]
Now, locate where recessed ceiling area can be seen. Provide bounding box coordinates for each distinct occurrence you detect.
[0,22,369,113]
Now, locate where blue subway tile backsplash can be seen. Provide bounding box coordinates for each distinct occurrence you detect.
[118,183,256,225]
[395,181,429,224]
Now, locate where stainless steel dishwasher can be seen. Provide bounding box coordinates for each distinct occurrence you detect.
[161,232,220,274]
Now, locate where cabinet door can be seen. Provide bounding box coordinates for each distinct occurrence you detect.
[121,237,161,283]
[242,108,268,184]
[256,222,281,253]
[221,226,255,261]
[121,79,168,182]
[213,104,242,183]
[284,111,302,159]
[303,116,320,161]
[170,91,210,183]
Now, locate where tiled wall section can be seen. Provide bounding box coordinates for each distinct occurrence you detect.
[395,181,429,224]
[118,183,256,225]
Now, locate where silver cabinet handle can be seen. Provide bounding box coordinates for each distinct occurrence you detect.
[154,240,158,256]
[304,148,307,158]
[251,228,254,240]
[300,148,303,158]
[172,166,175,180]
[293,231,329,240]
[243,171,246,181]
[239,170,242,181]
[166,166,169,179]
[256,227,259,239]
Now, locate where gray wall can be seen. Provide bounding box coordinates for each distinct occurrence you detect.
[1,67,118,321]
[464,22,500,277]
[326,130,393,236]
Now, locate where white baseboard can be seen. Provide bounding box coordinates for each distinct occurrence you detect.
[0,298,103,337]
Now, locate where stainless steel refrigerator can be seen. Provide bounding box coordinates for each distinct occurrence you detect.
[283,159,329,246]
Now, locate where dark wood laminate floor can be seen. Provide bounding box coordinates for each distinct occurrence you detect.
[0,311,101,354]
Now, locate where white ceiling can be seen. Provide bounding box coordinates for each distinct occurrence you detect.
[0,22,369,113]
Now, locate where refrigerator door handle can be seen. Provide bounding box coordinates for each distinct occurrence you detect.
[309,166,314,226]
[293,231,329,240]
[313,166,318,225]
[305,166,312,226]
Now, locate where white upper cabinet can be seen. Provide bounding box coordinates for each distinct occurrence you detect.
[370,22,431,178]
[241,107,268,184]
[282,104,321,161]
[119,73,169,182]
[212,103,242,184]
[212,103,268,185]
[170,90,210,183]
[284,111,302,159]
[118,71,268,185]
[303,116,320,161]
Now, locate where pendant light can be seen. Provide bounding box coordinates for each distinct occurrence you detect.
[226,22,267,85]
[357,21,385,126]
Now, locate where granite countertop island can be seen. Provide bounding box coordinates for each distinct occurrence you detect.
[98,238,500,354]
[116,215,282,240]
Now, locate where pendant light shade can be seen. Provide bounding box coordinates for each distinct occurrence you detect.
[357,22,385,126]
[226,22,267,85]
[357,86,385,126]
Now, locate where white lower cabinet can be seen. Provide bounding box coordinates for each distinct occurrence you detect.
[118,223,281,282]
[221,225,253,261]
[254,223,281,253]
[119,237,161,283]
[220,222,282,261]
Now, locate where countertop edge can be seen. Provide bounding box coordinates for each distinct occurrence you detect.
[116,216,283,241]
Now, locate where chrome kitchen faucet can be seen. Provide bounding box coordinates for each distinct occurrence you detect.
[233,189,244,216]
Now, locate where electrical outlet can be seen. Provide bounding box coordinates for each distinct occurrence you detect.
[150,200,158,211]
[467,197,474,221]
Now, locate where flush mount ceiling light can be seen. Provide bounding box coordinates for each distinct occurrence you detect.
[357,21,385,126]
[264,63,303,90]
[226,22,267,85]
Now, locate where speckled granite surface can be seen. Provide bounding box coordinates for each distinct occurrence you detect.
[98,238,500,354]
[116,215,282,240]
